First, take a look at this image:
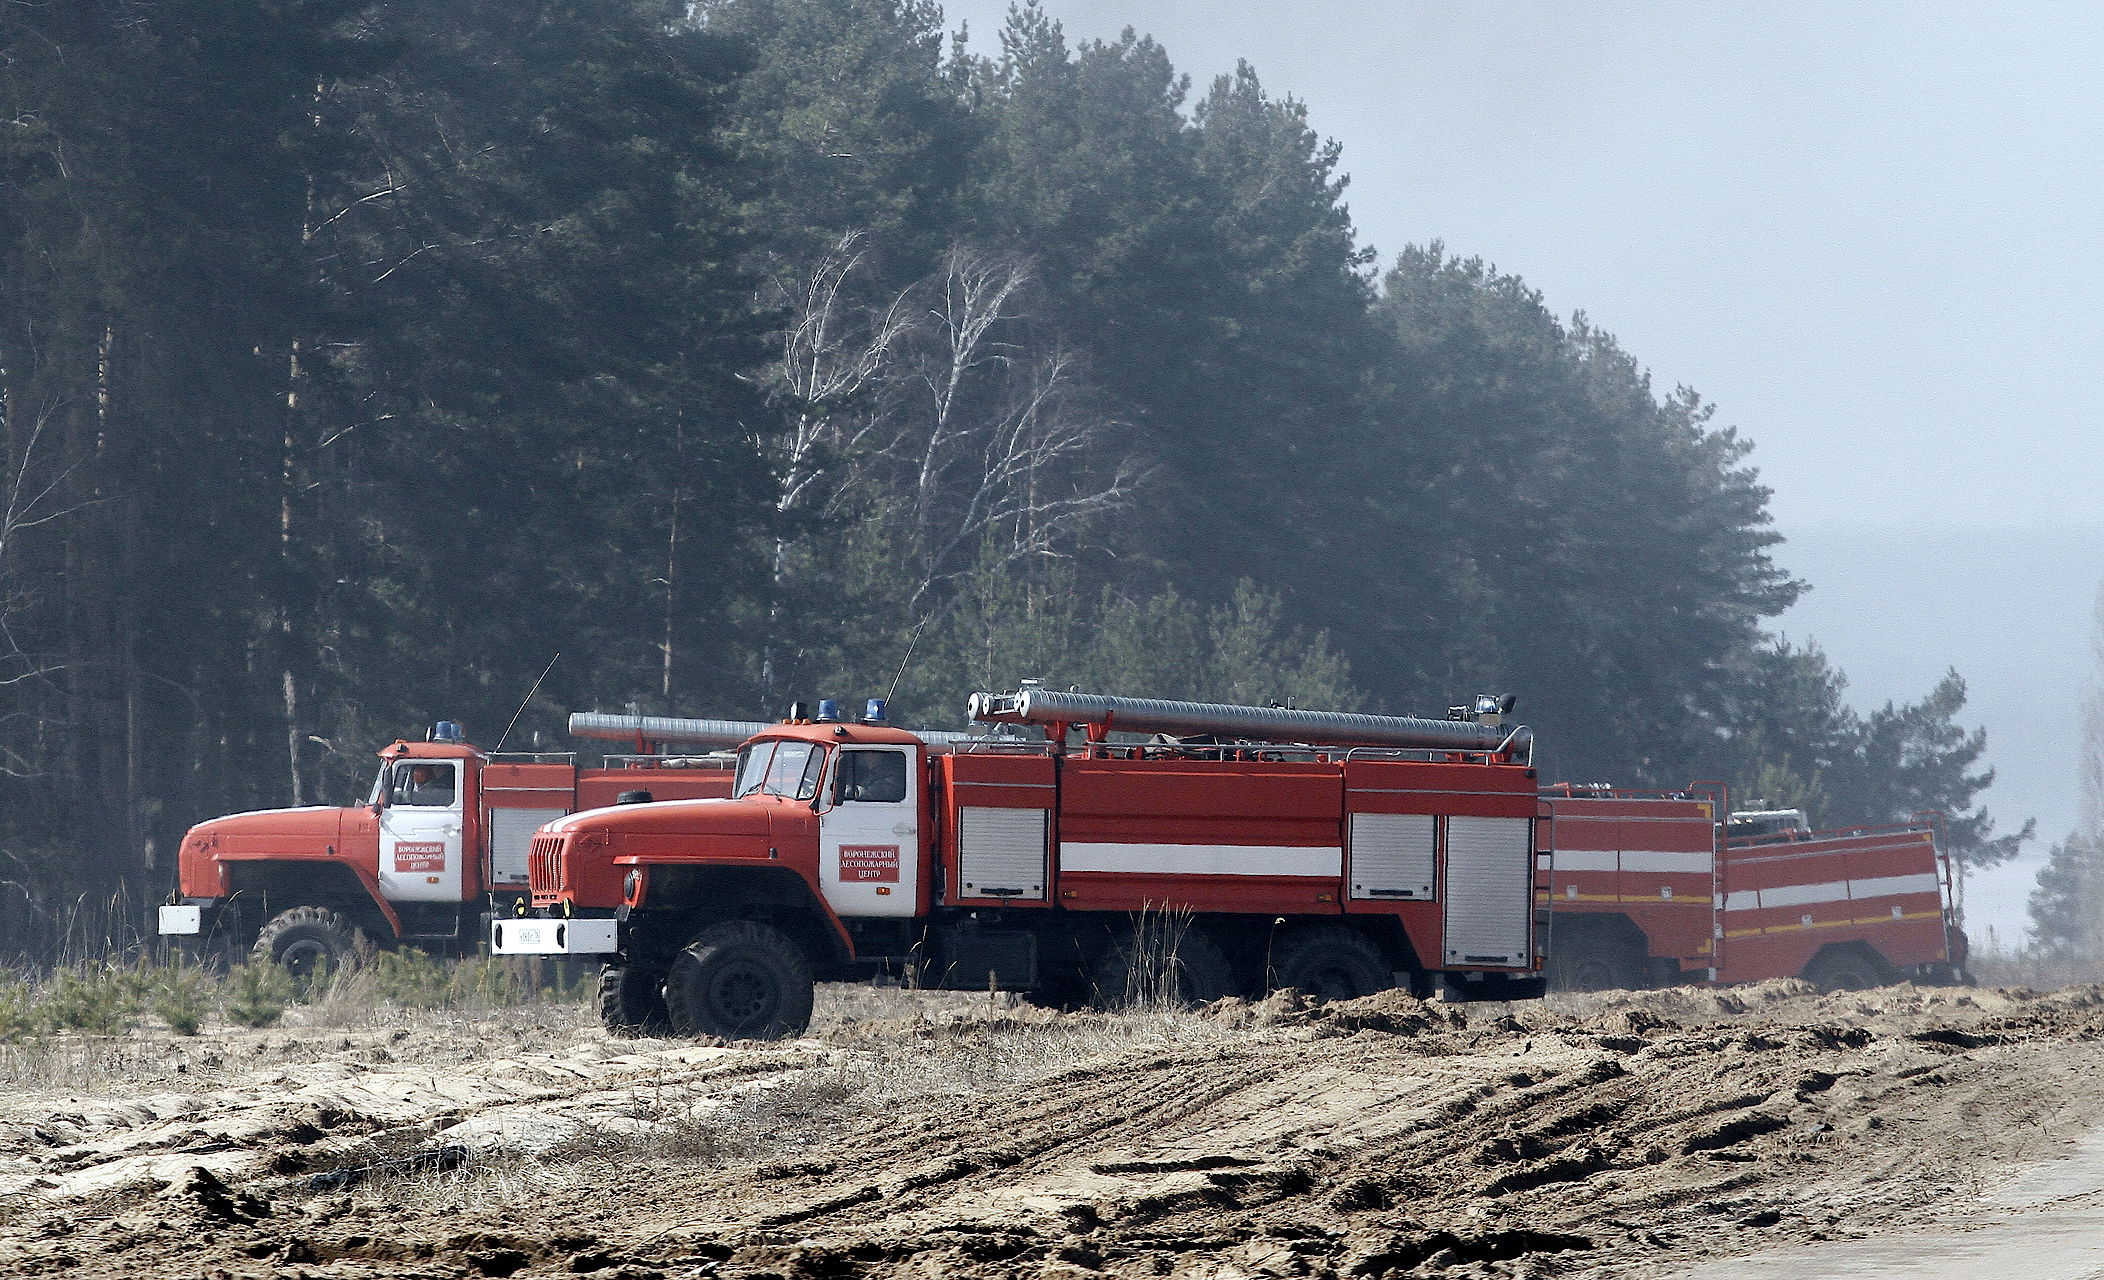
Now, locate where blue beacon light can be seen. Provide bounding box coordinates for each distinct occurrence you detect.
[863,698,888,723]
[815,699,840,722]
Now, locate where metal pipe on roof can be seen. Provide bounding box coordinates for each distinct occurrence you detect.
[567,711,990,750]
[966,689,1532,755]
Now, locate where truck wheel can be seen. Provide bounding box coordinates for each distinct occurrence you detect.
[1803,946,1894,993]
[1547,945,1646,992]
[251,906,369,984]
[1269,925,1392,1001]
[1088,927,1234,1009]
[663,921,814,1040]
[597,964,671,1038]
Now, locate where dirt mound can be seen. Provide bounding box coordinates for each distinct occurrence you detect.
[6,983,2104,1278]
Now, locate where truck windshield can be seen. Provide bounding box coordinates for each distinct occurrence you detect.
[734,740,830,801]
[734,743,774,798]
[763,741,825,800]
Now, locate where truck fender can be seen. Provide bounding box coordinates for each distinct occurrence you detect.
[221,856,403,939]
[625,862,855,967]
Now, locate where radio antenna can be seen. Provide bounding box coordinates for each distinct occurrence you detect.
[882,615,932,707]
[494,651,561,752]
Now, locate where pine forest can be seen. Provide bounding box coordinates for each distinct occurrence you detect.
[0,0,2026,955]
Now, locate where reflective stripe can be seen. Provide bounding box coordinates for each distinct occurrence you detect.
[1722,872,1944,912]
[1753,881,1846,909]
[1849,872,1941,900]
[1060,843,1342,877]
[1619,850,1714,874]
[1550,849,1711,872]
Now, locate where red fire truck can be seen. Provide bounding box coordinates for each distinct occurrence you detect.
[155,715,768,977]
[1539,784,1965,990]
[493,691,1548,1039]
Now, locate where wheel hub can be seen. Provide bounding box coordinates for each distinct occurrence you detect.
[708,960,778,1029]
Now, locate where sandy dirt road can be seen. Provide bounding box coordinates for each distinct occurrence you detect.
[4,980,2104,1278]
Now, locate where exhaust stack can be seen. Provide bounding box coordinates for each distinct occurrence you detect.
[966,689,1531,756]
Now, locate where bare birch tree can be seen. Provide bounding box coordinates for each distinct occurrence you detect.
[754,237,1138,687]
[0,393,81,780]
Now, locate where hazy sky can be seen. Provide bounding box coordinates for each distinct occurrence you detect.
[946,2,2104,529]
[944,1,2103,942]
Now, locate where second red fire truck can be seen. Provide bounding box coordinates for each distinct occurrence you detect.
[1539,784,1964,991]
[155,716,767,976]
[494,690,1548,1038]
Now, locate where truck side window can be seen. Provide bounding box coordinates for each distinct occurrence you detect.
[390,761,458,808]
[836,750,907,804]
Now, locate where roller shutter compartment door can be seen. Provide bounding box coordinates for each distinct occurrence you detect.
[1443,816,1532,966]
[958,806,1048,900]
[489,808,565,886]
[1349,812,1437,900]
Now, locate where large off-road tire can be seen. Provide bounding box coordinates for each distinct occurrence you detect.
[597,964,672,1038]
[251,906,370,984]
[1268,925,1393,1001]
[1803,945,1895,993]
[1087,925,1235,1010]
[1546,941,1648,992]
[663,921,814,1040]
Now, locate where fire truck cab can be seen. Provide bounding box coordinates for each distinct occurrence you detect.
[158,719,739,978]
[496,691,1550,1040]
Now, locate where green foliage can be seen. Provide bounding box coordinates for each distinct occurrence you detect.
[368,951,533,1009]
[372,950,453,1008]
[225,962,294,1030]
[865,556,1360,729]
[147,958,215,1036]
[2029,832,2104,964]
[0,979,39,1043]
[40,962,142,1036]
[446,957,529,1009]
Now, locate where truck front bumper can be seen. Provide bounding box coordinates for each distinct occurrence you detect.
[490,916,619,955]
